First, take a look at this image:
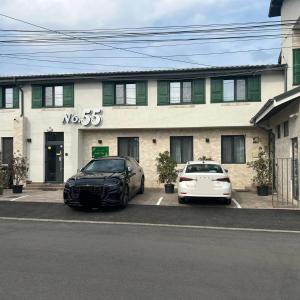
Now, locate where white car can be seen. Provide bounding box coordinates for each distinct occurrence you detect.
[177,160,232,205]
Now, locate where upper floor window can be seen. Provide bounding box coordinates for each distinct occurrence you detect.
[211,76,260,103]
[116,83,136,105]
[0,87,19,109]
[158,79,205,105]
[169,81,192,104]
[103,81,147,106]
[45,86,63,107]
[293,49,300,85]
[5,88,13,108]
[32,84,74,108]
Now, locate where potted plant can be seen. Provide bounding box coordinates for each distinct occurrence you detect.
[11,155,28,194]
[247,148,271,196]
[156,151,178,193]
[0,168,5,196]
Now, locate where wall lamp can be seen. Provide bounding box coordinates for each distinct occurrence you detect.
[152,139,157,144]
[26,138,32,143]
[98,139,103,144]
[205,138,210,143]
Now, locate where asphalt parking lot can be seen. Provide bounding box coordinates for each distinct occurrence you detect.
[0,188,239,208]
[1,187,299,209]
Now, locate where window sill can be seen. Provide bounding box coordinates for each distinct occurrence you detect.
[112,106,139,109]
[167,104,196,108]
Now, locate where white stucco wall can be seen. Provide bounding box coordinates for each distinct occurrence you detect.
[0,70,284,184]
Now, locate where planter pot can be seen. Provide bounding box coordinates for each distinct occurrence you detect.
[164,183,175,194]
[12,185,23,194]
[0,186,3,196]
[257,185,269,196]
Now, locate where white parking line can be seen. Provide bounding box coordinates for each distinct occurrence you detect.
[10,195,29,202]
[232,198,242,209]
[0,217,299,234]
[156,197,164,206]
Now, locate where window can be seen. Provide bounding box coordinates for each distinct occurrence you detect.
[182,81,192,103]
[170,136,193,164]
[118,137,139,162]
[43,86,63,107]
[277,125,281,139]
[211,76,260,103]
[5,88,13,108]
[221,136,245,164]
[284,121,289,137]
[223,79,246,102]
[115,83,136,105]
[170,81,192,104]
[186,164,223,174]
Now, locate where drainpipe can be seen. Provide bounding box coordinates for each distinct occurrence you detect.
[284,64,288,92]
[19,86,24,117]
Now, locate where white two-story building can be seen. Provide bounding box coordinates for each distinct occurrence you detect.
[0,0,298,191]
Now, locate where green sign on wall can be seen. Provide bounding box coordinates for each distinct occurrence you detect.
[92,146,109,158]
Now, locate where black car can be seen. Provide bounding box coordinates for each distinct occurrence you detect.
[64,156,144,208]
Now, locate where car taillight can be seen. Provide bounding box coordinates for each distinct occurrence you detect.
[179,177,194,182]
[215,177,230,183]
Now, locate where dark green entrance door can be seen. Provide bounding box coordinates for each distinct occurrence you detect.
[45,132,64,183]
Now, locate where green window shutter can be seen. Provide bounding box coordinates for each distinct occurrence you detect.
[192,79,205,104]
[103,82,115,106]
[293,49,300,85]
[211,78,223,103]
[136,81,147,105]
[63,84,74,107]
[157,81,169,105]
[247,76,261,102]
[13,87,19,108]
[32,86,43,108]
[0,87,3,109]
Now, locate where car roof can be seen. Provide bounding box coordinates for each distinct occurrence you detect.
[186,160,221,165]
[93,156,126,161]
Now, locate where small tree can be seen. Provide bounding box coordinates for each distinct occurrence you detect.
[247,148,271,187]
[11,155,28,186]
[0,168,5,195]
[156,151,178,184]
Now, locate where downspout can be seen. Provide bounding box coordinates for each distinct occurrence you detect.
[19,86,24,117]
[284,64,288,92]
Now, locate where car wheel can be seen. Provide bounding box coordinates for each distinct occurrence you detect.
[138,177,145,194]
[120,186,129,208]
[178,197,186,204]
[224,198,232,205]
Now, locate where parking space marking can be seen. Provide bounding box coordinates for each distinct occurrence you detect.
[10,195,29,202]
[232,198,242,209]
[0,217,300,234]
[156,197,164,206]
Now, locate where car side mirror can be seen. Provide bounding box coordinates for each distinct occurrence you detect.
[127,166,132,174]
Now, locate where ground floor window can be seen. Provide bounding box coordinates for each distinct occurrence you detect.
[170,136,193,164]
[221,135,245,164]
[118,137,139,161]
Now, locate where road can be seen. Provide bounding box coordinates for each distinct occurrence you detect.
[0,202,299,299]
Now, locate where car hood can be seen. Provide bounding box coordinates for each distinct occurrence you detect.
[70,171,124,180]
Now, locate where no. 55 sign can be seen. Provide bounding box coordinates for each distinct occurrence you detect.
[63,109,103,126]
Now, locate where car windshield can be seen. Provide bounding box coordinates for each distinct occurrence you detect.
[186,164,223,173]
[83,159,125,173]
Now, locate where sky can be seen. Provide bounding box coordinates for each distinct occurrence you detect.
[0,0,282,75]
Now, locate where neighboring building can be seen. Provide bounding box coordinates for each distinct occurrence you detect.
[0,65,285,188]
[251,0,300,202]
